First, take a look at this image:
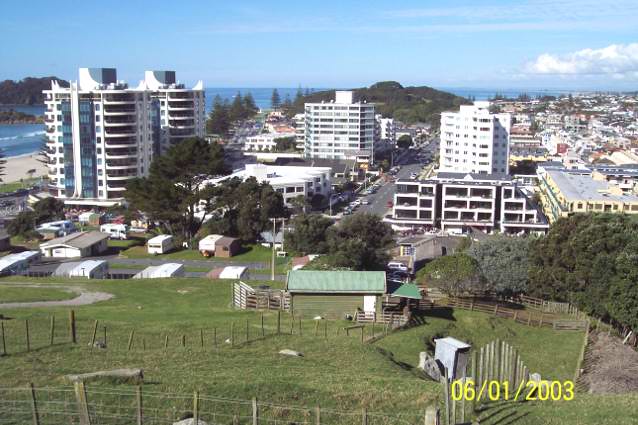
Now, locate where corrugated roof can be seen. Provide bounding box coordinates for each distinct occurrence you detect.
[391,283,422,299]
[286,270,386,294]
[41,231,109,249]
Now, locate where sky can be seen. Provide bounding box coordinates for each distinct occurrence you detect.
[1,0,637,90]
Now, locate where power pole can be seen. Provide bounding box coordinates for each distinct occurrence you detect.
[270,218,276,281]
[280,218,286,252]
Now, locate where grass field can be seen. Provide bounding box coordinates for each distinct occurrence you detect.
[0,276,630,424]
[0,285,76,303]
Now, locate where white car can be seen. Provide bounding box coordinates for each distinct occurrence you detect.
[387,261,409,273]
[352,199,361,206]
[361,199,370,205]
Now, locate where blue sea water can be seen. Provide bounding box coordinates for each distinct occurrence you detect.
[0,87,577,157]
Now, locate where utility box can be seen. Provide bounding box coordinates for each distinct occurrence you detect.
[434,337,471,381]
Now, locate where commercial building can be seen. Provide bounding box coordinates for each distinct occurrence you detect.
[388,173,548,235]
[537,166,638,223]
[300,91,376,162]
[40,231,110,258]
[43,68,204,206]
[439,101,511,175]
[202,163,332,207]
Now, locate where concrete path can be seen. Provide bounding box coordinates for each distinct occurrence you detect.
[0,283,114,309]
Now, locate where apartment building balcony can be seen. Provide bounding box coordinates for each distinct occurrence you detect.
[105,150,137,160]
[396,197,419,207]
[420,188,435,196]
[396,184,419,194]
[445,188,469,198]
[167,101,194,111]
[468,201,494,210]
[168,120,195,128]
[105,126,137,137]
[169,128,196,137]
[104,116,137,126]
[105,158,137,170]
[444,200,468,209]
[394,209,418,219]
[106,170,137,179]
[168,92,194,100]
[168,112,195,119]
[103,105,136,115]
[503,202,525,211]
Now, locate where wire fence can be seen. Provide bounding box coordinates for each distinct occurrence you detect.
[0,385,423,425]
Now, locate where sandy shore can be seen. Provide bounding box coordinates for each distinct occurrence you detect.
[3,153,48,183]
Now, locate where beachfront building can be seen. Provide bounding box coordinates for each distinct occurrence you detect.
[300,91,376,162]
[375,115,396,143]
[439,101,512,175]
[244,131,296,152]
[201,163,332,207]
[537,165,638,223]
[388,172,548,235]
[43,67,204,206]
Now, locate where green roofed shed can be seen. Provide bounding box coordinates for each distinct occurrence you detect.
[286,270,387,319]
[390,283,422,300]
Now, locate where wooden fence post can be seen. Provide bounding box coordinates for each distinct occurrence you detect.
[1,321,7,356]
[246,320,250,342]
[90,320,98,349]
[200,329,204,348]
[290,314,294,335]
[324,321,328,340]
[50,315,55,346]
[539,312,544,327]
[181,335,186,348]
[213,328,217,348]
[362,407,368,425]
[261,314,265,337]
[277,311,281,335]
[298,318,302,336]
[252,397,259,425]
[527,313,532,326]
[103,326,107,348]
[69,310,76,344]
[314,320,319,337]
[315,406,321,425]
[25,319,30,352]
[513,311,518,322]
[443,368,450,425]
[128,330,135,351]
[361,326,364,343]
[494,304,499,316]
[29,383,40,425]
[136,385,143,425]
[193,391,199,425]
[231,322,235,347]
[74,382,91,425]
[164,334,169,349]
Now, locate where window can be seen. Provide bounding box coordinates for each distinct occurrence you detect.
[95,104,100,111]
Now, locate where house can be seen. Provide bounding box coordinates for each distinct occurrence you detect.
[147,235,174,255]
[53,260,108,279]
[133,263,185,279]
[78,212,103,226]
[0,251,41,276]
[286,270,386,319]
[39,231,110,258]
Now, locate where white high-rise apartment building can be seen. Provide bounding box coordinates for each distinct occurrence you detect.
[439,101,511,175]
[302,91,376,161]
[43,68,204,206]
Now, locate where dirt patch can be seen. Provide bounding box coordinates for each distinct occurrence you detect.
[581,331,638,394]
[0,283,114,309]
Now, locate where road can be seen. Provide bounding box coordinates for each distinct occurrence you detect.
[356,138,439,218]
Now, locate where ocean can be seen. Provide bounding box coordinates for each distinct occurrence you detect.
[0,87,574,158]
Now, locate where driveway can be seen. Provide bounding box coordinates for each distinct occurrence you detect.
[0,282,114,309]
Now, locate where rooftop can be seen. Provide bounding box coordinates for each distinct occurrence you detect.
[547,169,638,203]
[40,232,109,249]
[286,270,386,294]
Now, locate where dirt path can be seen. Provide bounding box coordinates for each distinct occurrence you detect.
[0,282,114,309]
[580,331,638,394]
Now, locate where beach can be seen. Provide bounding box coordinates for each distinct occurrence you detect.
[3,153,47,182]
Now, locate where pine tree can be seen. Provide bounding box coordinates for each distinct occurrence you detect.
[243,92,258,115]
[271,88,281,109]
[206,95,230,135]
[229,92,245,121]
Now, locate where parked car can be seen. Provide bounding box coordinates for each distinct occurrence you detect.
[361,199,369,205]
[387,261,409,273]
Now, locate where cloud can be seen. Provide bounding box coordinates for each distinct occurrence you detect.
[525,43,638,76]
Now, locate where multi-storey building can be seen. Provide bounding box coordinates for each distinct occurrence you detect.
[537,165,638,223]
[43,68,204,206]
[440,101,511,175]
[375,115,396,143]
[293,113,305,150]
[244,132,296,152]
[389,172,548,234]
[202,163,332,207]
[301,91,376,162]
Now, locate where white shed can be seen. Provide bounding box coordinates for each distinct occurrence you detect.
[147,235,174,255]
[0,251,41,275]
[133,263,185,279]
[219,266,248,279]
[40,232,109,258]
[54,260,109,279]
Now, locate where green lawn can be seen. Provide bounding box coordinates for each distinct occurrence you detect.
[0,285,76,303]
[0,177,41,192]
[0,276,625,425]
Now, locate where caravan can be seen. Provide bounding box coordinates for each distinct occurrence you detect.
[100,223,129,240]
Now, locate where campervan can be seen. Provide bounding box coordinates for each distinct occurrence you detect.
[100,223,129,240]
